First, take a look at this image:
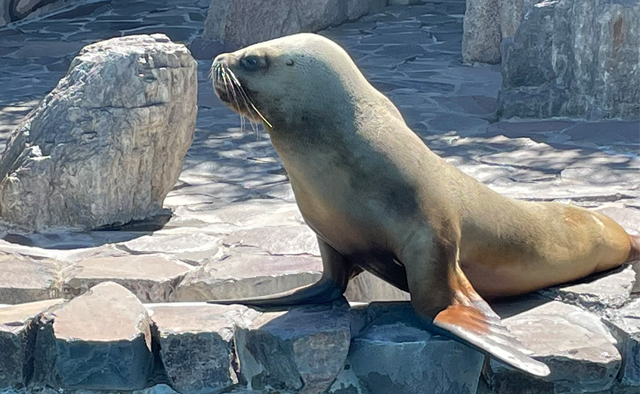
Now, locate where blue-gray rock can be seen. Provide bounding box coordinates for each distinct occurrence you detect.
[32,282,153,390]
[0,299,64,389]
[499,0,640,120]
[235,300,351,394]
[348,302,484,394]
[604,298,640,387]
[147,303,260,394]
[0,34,197,232]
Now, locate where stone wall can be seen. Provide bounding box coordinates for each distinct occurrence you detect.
[0,0,76,26]
[202,0,389,47]
[498,0,640,120]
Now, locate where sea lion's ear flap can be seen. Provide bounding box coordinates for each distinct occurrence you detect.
[433,300,551,378]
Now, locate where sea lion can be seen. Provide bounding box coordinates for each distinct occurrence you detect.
[209,33,640,377]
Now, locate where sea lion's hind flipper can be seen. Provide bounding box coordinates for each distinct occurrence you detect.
[433,302,550,377]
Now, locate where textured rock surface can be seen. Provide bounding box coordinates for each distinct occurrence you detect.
[604,298,640,387]
[486,297,621,393]
[202,0,387,47]
[539,265,636,312]
[33,282,153,390]
[348,303,484,394]
[235,300,351,394]
[62,255,194,302]
[0,254,65,304]
[499,0,640,119]
[0,34,197,232]
[345,272,410,302]
[0,299,64,389]
[175,250,322,302]
[462,0,531,64]
[147,303,258,394]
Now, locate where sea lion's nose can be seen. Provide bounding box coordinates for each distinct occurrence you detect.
[213,53,234,67]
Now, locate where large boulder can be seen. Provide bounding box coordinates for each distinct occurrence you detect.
[498,0,640,119]
[0,34,197,232]
[202,0,387,47]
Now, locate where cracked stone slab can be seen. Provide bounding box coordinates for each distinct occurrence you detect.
[235,300,351,394]
[539,265,636,312]
[147,303,259,394]
[223,225,320,256]
[0,253,65,304]
[175,249,322,302]
[486,297,621,394]
[62,255,194,302]
[33,282,153,391]
[0,299,65,389]
[604,298,640,386]
[171,200,305,230]
[347,302,483,394]
[119,233,223,263]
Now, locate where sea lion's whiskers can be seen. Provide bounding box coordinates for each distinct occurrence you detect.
[226,68,273,128]
[221,70,246,131]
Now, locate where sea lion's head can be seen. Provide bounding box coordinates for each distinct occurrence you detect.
[212,33,372,130]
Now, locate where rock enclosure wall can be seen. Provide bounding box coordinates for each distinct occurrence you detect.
[203,0,388,47]
[498,0,640,120]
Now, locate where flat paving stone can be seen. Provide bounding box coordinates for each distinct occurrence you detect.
[175,250,322,302]
[0,254,65,305]
[487,297,621,394]
[62,255,194,302]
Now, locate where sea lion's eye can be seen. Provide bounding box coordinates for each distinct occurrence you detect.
[286,59,294,66]
[240,55,263,72]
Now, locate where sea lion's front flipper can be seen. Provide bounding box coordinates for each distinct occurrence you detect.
[433,299,550,377]
[402,233,550,377]
[207,236,358,307]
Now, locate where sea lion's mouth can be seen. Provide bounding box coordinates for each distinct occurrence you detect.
[211,61,272,127]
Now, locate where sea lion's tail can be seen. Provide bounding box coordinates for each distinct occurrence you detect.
[627,234,640,262]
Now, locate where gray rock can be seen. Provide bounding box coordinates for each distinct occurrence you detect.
[223,225,320,256]
[499,0,640,120]
[539,265,636,312]
[0,299,64,389]
[202,0,386,47]
[344,272,410,303]
[462,0,529,64]
[62,255,194,302]
[348,302,484,394]
[175,250,322,302]
[486,297,621,394]
[235,300,351,394]
[133,385,180,394]
[324,366,370,394]
[0,253,65,304]
[33,282,153,390]
[603,298,640,386]
[119,233,223,263]
[0,34,197,232]
[147,303,260,394]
